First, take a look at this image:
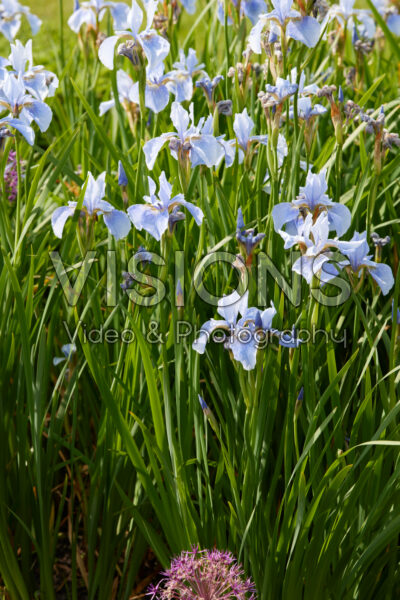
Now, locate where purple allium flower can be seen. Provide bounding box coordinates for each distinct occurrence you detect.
[4,149,23,202]
[147,546,256,599]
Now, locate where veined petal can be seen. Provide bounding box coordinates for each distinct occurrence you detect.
[230,332,258,371]
[67,7,96,32]
[175,198,204,225]
[287,16,321,48]
[139,30,170,71]
[190,135,225,168]
[192,318,230,354]
[99,99,116,115]
[127,0,143,34]
[0,116,34,145]
[170,101,189,140]
[51,204,77,238]
[233,108,254,151]
[99,35,121,69]
[143,133,172,169]
[272,202,299,232]
[327,203,351,237]
[109,3,130,29]
[145,82,170,113]
[364,261,394,295]
[26,12,42,35]
[23,100,52,131]
[248,18,265,54]
[260,303,277,330]
[127,204,169,241]
[103,209,131,240]
[217,290,248,325]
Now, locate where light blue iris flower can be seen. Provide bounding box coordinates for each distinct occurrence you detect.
[51,172,131,240]
[53,343,76,366]
[99,65,170,115]
[322,0,375,39]
[192,290,299,371]
[259,77,298,108]
[289,97,327,122]
[0,72,52,144]
[180,0,197,14]
[195,74,223,104]
[278,212,340,285]
[0,39,58,101]
[217,0,267,26]
[0,0,41,41]
[336,231,394,295]
[127,171,203,241]
[290,67,320,96]
[248,0,321,52]
[372,0,400,34]
[98,0,170,71]
[143,101,225,170]
[273,170,351,237]
[233,108,268,152]
[166,48,205,102]
[68,0,129,34]
[236,207,265,259]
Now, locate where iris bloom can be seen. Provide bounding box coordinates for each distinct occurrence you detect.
[68,0,129,33]
[234,107,268,152]
[166,48,204,102]
[53,343,76,366]
[258,77,298,109]
[51,172,131,240]
[290,67,320,96]
[0,0,41,41]
[236,207,265,262]
[195,74,223,105]
[217,0,267,26]
[127,171,203,241]
[323,0,375,39]
[248,0,321,52]
[289,97,327,122]
[0,72,52,144]
[99,66,169,115]
[336,231,394,295]
[278,212,340,285]
[193,290,299,370]
[143,101,225,170]
[273,169,351,237]
[180,0,197,14]
[98,0,170,71]
[0,39,58,101]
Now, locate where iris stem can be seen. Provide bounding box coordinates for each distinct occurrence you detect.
[14,135,22,253]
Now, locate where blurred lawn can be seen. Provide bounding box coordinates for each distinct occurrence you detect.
[0,0,71,61]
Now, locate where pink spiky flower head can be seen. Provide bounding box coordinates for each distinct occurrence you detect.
[147,546,256,599]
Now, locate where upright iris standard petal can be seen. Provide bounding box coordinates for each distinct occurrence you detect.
[98,35,121,69]
[233,109,254,151]
[217,290,249,325]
